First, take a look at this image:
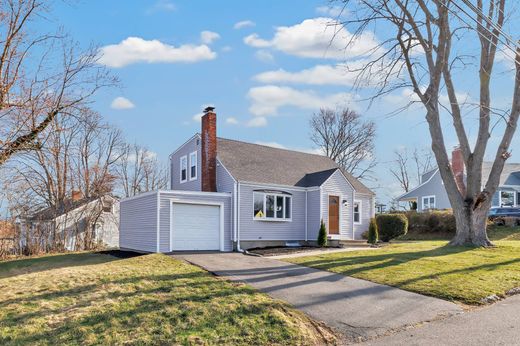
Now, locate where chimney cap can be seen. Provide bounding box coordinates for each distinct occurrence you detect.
[203,106,215,114]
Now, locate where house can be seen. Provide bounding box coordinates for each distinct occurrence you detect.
[119,107,375,252]
[20,193,119,251]
[397,147,520,211]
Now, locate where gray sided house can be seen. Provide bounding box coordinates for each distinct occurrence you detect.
[398,147,520,211]
[119,108,375,252]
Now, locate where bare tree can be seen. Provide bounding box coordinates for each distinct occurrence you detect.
[337,0,520,246]
[115,143,169,198]
[0,0,114,166]
[310,108,376,179]
[390,148,434,193]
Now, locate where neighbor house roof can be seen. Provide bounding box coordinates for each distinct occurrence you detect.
[482,162,520,187]
[27,195,116,222]
[216,138,375,195]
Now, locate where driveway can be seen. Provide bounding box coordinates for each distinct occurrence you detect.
[173,252,462,343]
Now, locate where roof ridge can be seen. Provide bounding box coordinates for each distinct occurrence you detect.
[217,136,330,159]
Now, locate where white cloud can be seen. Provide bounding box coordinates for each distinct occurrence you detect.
[99,37,216,68]
[234,20,256,29]
[243,17,379,60]
[254,64,358,86]
[146,0,176,14]
[246,117,268,127]
[247,85,357,116]
[200,31,220,44]
[315,5,347,17]
[110,96,135,110]
[226,117,239,125]
[221,46,232,52]
[255,49,274,63]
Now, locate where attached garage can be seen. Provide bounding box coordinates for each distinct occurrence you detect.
[171,202,223,251]
[119,190,232,253]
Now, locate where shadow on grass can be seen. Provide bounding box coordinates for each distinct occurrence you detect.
[0,252,123,279]
[0,268,299,345]
[294,245,475,278]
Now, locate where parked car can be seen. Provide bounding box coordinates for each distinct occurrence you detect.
[488,207,520,226]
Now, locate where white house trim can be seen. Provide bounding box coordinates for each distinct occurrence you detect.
[168,133,200,158]
[169,199,225,252]
[179,155,188,184]
[189,151,198,181]
[353,199,362,225]
[397,169,439,200]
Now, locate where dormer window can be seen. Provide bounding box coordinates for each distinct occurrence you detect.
[189,151,197,181]
[180,155,187,183]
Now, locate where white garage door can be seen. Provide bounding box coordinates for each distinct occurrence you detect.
[171,203,221,251]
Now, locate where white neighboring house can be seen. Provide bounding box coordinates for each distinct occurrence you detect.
[20,194,119,251]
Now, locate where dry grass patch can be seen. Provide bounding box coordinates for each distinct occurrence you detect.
[0,252,335,345]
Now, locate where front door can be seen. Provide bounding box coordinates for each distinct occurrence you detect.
[328,195,340,235]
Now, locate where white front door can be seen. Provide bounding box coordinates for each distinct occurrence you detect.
[171,203,220,251]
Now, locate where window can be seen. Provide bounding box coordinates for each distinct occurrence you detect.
[422,195,436,210]
[189,151,197,181]
[500,190,515,207]
[353,201,361,224]
[180,155,187,183]
[253,192,292,221]
[102,200,113,213]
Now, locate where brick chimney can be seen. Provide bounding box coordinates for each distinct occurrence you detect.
[71,190,83,202]
[451,146,465,194]
[201,106,217,192]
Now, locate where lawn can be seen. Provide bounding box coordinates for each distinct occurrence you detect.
[0,252,335,345]
[286,228,520,306]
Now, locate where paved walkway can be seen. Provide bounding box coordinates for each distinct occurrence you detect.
[361,295,520,345]
[173,252,462,343]
[267,247,375,259]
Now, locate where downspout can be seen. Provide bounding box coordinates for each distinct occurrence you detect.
[236,182,243,252]
[305,189,308,241]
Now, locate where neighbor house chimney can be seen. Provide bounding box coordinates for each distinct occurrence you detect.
[201,106,217,192]
[451,146,465,194]
[71,190,83,202]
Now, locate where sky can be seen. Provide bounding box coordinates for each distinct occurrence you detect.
[44,0,520,204]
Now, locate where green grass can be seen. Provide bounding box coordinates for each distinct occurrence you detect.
[287,230,520,305]
[0,252,335,345]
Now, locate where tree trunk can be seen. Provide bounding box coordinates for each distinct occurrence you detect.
[450,205,493,247]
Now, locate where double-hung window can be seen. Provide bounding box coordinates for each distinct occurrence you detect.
[253,192,291,221]
[500,191,515,207]
[422,195,436,210]
[189,151,197,181]
[180,155,188,183]
[353,201,361,224]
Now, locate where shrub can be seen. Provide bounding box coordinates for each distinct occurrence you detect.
[317,219,327,247]
[405,210,456,234]
[367,218,378,244]
[376,214,408,242]
[502,217,520,227]
[361,230,369,240]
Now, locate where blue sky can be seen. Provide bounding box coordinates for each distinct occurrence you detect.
[48,0,519,203]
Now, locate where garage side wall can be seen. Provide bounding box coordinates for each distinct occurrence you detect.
[158,191,233,252]
[119,192,158,252]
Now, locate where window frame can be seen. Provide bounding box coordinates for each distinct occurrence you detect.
[353,200,362,225]
[189,151,198,181]
[422,195,436,210]
[179,155,188,183]
[499,190,516,207]
[253,192,292,222]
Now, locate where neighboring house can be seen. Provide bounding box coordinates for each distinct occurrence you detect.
[398,147,520,211]
[20,193,119,251]
[119,107,375,252]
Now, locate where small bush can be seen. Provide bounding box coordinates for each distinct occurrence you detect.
[361,230,369,240]
[405,210,456,234]
[367,218,378,244]
[376,214,408,242]
[317,219,327,247]
[502,217,520,227]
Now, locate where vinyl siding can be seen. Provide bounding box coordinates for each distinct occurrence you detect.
[216,158,235,193]
[158,191,233,252]
[321,170,354,240]
[306,189,321,241]
[119,192,158,252]
[400,170,452,211]
[238,183,306,241]
[353,194,375,239]
[170,136,201,191]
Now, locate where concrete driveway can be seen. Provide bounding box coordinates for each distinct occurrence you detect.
[173,252,462,343]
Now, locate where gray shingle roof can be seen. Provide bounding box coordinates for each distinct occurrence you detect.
[216,138,375,195]
[482,161,520,186]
